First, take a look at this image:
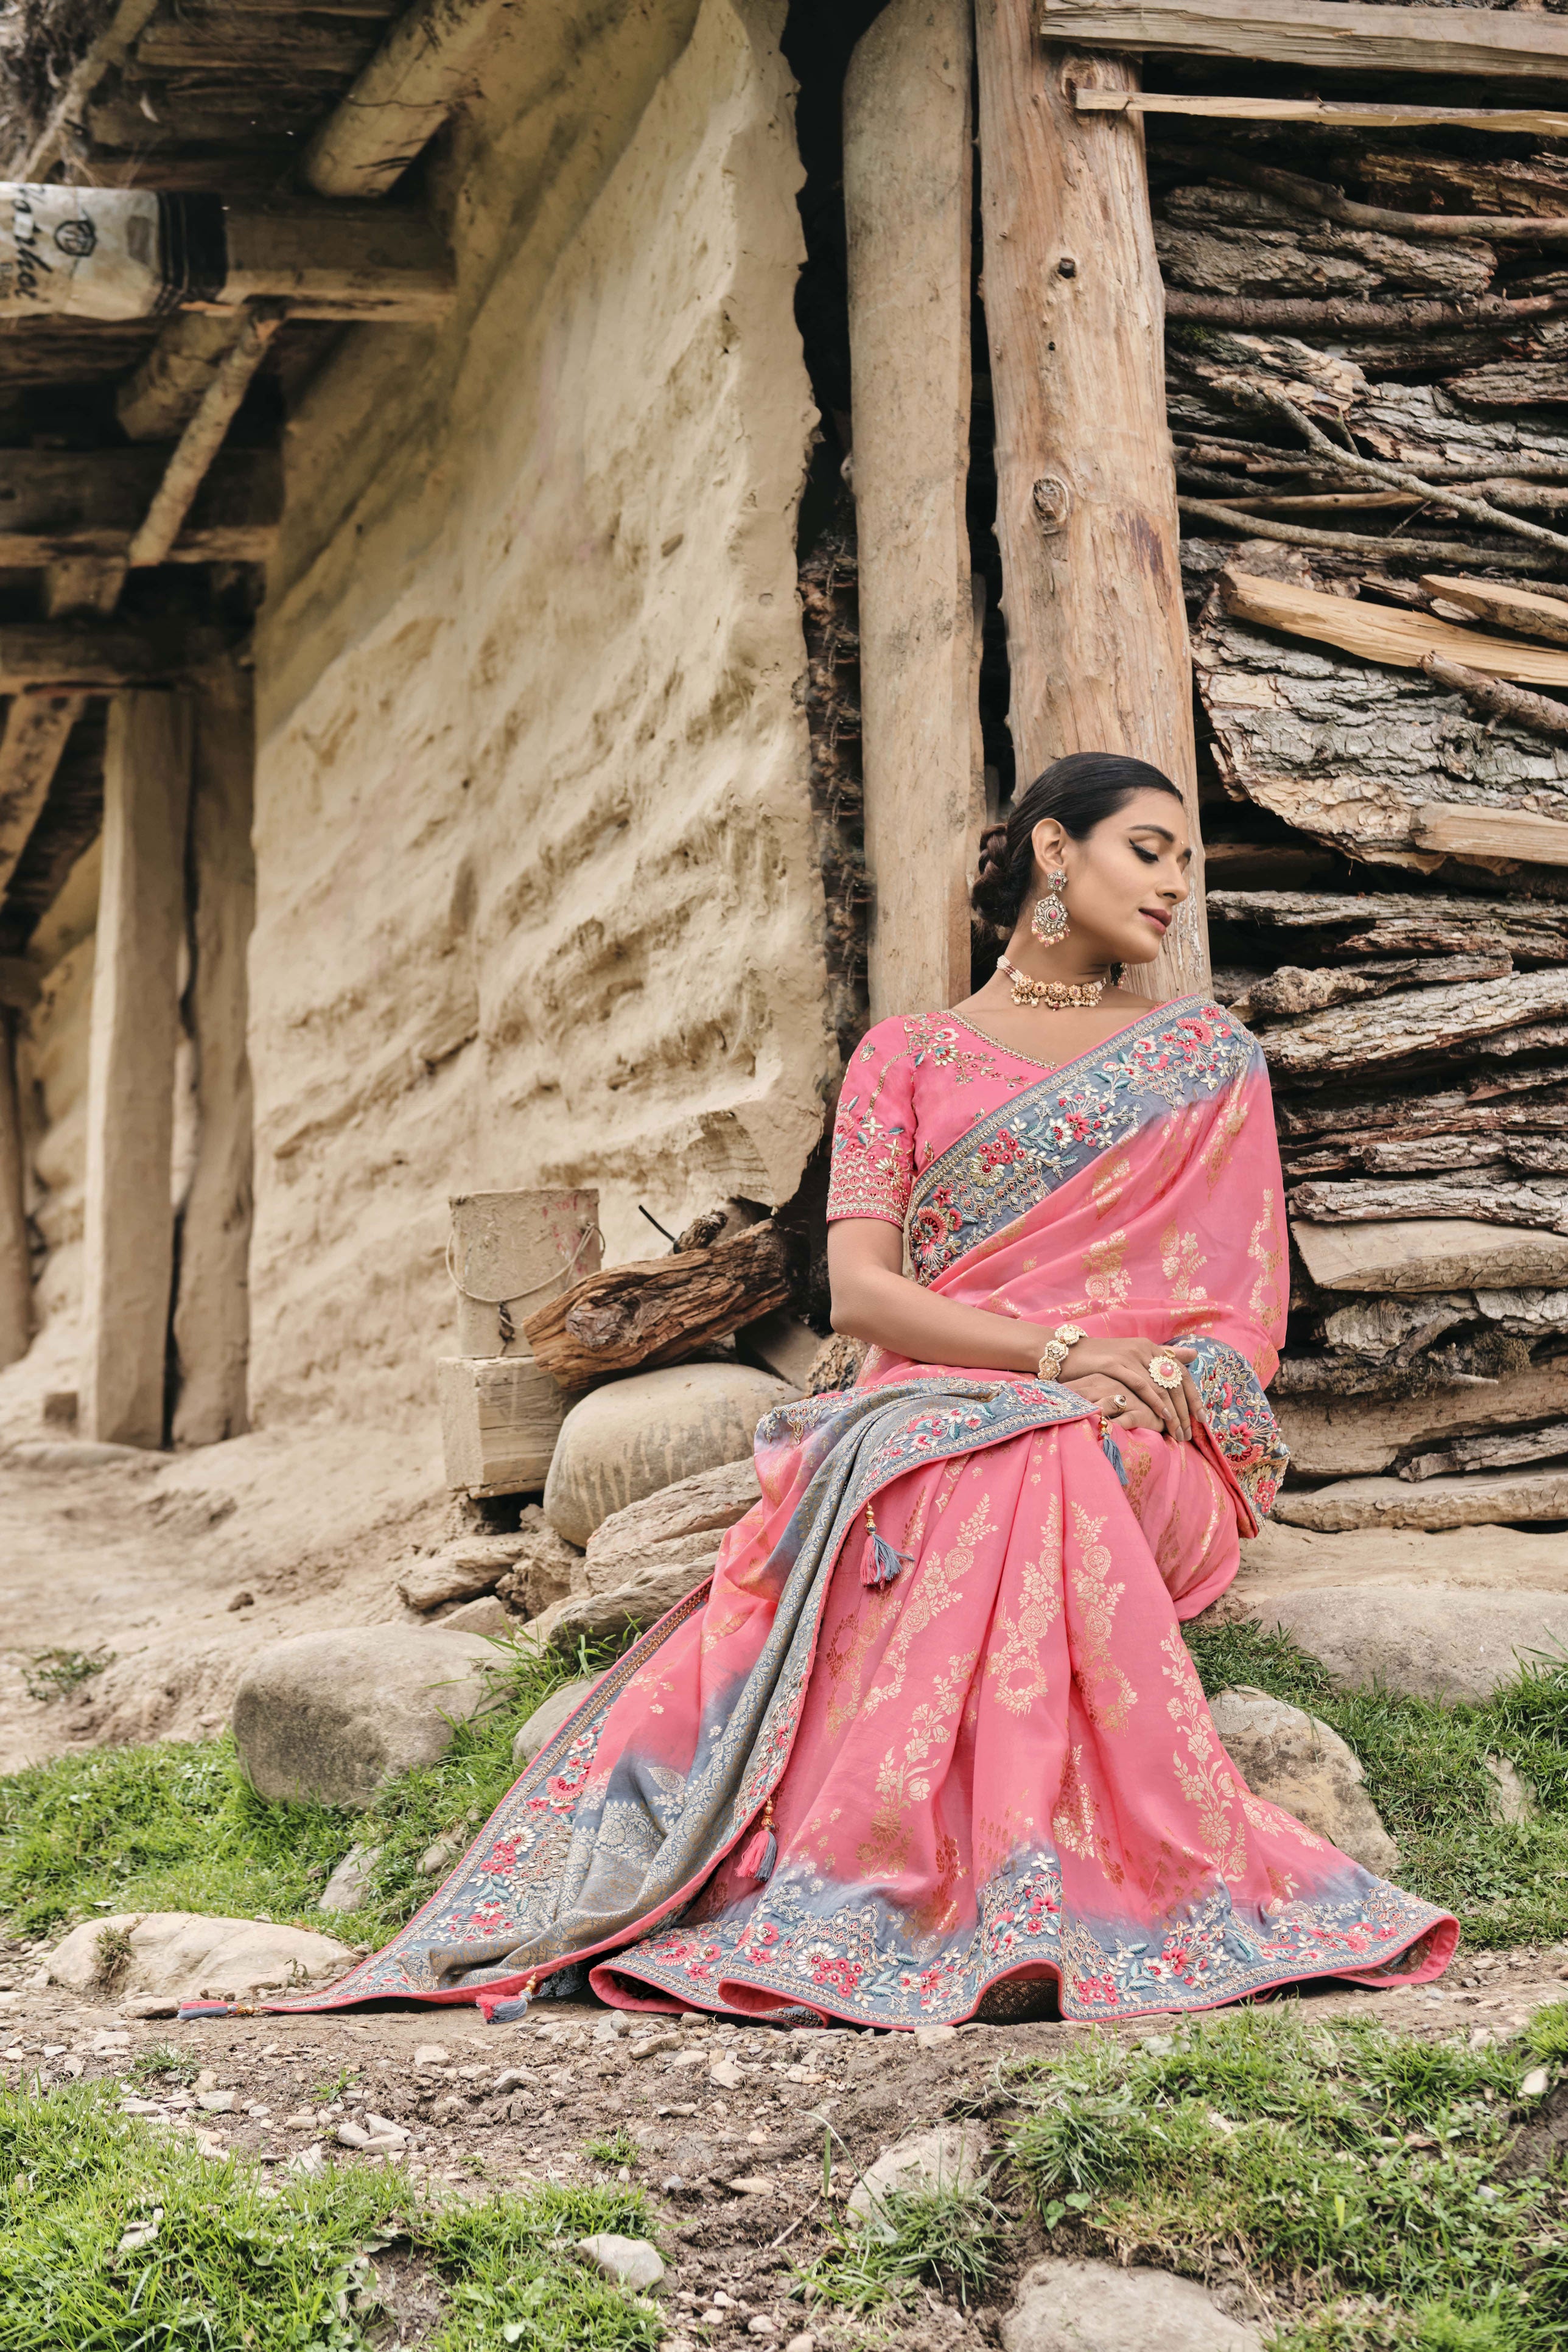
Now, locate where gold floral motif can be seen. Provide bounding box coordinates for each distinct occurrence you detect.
[1160,1628,1246,1879]
[1200,1072,1251,1193]
[986,1494,1062,1717]
[1091,1153,1132,1220]
[975,1802,1033,1881]
[1068,1502,1135,1732]
[1248,1188,1284,1328]
[1158,1222,1208,1303]
[911,1830,965,1941]
[822,1601,886,1740]
[863,1495,993,1716]
[1080,1229,1130,1309]
[701,1610,748,1656]
[1051,1743,1124,1884]
[856,1654,976,1881]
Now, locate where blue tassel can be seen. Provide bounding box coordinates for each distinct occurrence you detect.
[1101,1433,1128,1487]
[753,1828,778,1883]
[863,1528,910,1589]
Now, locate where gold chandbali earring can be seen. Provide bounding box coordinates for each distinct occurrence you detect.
[1031,868,1071,947]
[999,866,1108,1009]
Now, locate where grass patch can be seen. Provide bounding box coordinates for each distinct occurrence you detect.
[19,1647,113,1704]
[794,2180,1005,2317]
[1184,1622,1568,1948]
[584,2128,639,2171]
[0,1631,634,1946]
[1005,2006,1568,2351]
[0,2079,663,2351]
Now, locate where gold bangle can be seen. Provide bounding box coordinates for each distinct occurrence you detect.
[1036,1322,1087,1384]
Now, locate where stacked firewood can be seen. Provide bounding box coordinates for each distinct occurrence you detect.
[1155,127,1568,1522]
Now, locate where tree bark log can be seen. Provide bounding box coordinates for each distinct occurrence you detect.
[974,10,1208,996]
[522,1221,796,1389]
[1420,652,1568,746]
[1261,970,1568,1078]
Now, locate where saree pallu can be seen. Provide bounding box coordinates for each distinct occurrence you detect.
[255,999,1456,2028]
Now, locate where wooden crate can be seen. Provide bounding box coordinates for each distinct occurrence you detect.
[437,1354,567,1497]
[448,1187,600,1357]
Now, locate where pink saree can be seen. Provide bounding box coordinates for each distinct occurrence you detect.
[253,998,1455,2029]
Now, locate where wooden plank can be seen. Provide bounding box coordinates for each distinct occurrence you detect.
[81,691,192,1449]
[1412,801,1568,867]
[305,0,516,198]
[1262,970,1568,1079]
[0,693,88,895]
[0,447,281,566]
[0,1013,29,1370]
[1420,575,1568,649]
[975,8,1208,997]
[220,204,452,323]
[1219,572,1568,688]
[844,0,978,1020]
[1074,92,1568,138]
[449,1189,601,1358]
[1039,1,1568,81]
[0,624,220,689]
[1291,1214,1568,1295]
[437,1356,567,1496]
[171,664,253,1448]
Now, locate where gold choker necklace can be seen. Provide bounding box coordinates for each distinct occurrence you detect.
[998,954,1108,1010]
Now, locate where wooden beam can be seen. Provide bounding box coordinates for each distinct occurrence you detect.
[170,663,254,1447]
[0,693,88,895]
[975,10,1208,996]
[1074,92,1568,139]
[117,313,251,443]
[0,623,224,690]
[127,312,283,569]
[0,958,41,1012]
[1420,576,1568,649]
[305,0,515,198]
[82,691,192,1449]
[844,0,979,1021]
[0,447,281,567]
[1219,572,1568,689]
[1039,1,1568,80]
[0,1012,30,1371]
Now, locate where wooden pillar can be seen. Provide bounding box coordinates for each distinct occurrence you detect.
[845,0,982,1020]
[973,9,1209,996]
[82,689,192,1447]
[0,1010,30,1368]
[172,662,254,1446]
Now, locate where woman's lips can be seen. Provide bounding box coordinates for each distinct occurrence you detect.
[1140,906,1171,934]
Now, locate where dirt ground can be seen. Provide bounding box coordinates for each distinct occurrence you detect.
[2,1940,1565,2348]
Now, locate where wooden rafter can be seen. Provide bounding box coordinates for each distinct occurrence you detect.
[1040,1,1568,80]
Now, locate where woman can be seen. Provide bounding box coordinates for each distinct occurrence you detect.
[262,754,1455,2030]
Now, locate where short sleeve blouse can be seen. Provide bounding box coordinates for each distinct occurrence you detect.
[825,1012,1047,1232]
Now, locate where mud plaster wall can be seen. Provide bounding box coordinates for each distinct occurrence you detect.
[250,0,836,1429]
[16,942,93,1343]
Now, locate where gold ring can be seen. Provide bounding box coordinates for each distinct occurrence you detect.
[1147,1354,1183,1390]
[1111,1391,1128,1410]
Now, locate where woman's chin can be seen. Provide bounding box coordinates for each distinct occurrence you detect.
[1119,934,1163,967]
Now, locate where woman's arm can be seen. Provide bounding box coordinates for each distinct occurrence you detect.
[827,1220,1200,1440]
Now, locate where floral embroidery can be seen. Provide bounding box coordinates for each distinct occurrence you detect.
[986,1490,1061,1716]
[1183,1336,1289,1530]
[1068,1502,1135,1734]
[1161,1628,1247,1880]
[828,1015,1027,1226]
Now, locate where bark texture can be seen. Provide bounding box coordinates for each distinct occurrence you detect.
[523,1220,796,1388]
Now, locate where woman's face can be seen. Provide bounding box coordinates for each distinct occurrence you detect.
[1029,789,1192,968]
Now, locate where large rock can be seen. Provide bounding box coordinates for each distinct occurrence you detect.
[542,1363,793,1546]
[47,1913,354,2001]
[1001,2258,1262,2352]
[848,2123,990,2234]
[1275,1466,1568,1532]
[494,1505,585,1617]
[1247,1585,1568,1703]
[511,1676,601,1771]
[233,1626,500,1807]
[397,1532,529,1612]
[536,1455,763,1639]
[1208,1686,1396,1874]
[1231,1517,1568,1605]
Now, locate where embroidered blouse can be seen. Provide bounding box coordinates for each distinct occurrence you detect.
[825,1012,1051,1230]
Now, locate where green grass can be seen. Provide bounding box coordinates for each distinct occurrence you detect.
[0,1631,633,1947]
[0,2080,663,2350]
[583,2129,639,2171]
[1184,1621,1568,1948]
[1006,2006,1568,2352]
[793,2180,1005,2317]
[19,1646,114,1704]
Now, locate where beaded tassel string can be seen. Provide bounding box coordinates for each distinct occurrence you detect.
[862,1497,911,1590]
[738,1792,777,1883]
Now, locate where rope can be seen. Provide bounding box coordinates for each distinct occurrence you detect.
[444,1222,602,1346]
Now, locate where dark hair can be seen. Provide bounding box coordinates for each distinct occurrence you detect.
[971,752,1185,934]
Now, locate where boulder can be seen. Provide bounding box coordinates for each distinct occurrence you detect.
[1244,1585,1568,1703]
[396,1532,528,1612]
[534,1553,715,1645]
[848,2123,990,2234]
[434,1595,511,1637]
[1001,2258,1262,2352]
[46,1913,354,2002]
[494,1506,585,1617]
[575,2233,665,2291]
[318,1843,382,1914]
[542,1363,794,1546]
[232,1626,500,1807]
[584,1456,761,1585]
[1274,1466,1568,1532]
[1484,1754,1536,1824]
[511,1676,601,1771]
[1208,1687,1396,1874]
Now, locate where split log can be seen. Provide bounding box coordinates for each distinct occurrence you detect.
[1418,656,1568,750]
[1167,291,1567,335]
[1163,156,1568,247]
[1038,1,1568,81]
[974,12,1208,997]
[1178,500,1561,575]
[1208,888,1568,964]
[1401,1422,1568,1482]
[1444,362,1568,411]
[1219,572,1568,688]
[1287,1132,1568,1180]
[1157,192,1496,296]
[1473,1289,1568,1336]
[1419,576,1568,648]
[1276,1359,1568,1477]
[0,446,280,567]
[0,691,86,894]
[1260,970,1568,1079]
[1280,1093,1568,1143]
[1291,1215,1568,1295]
[1274,1465,1568,1534]
[522,1220,796,1388]
[306,0,513,198]
[82,691,192,1448]
[1411,801,1568,869]
[844,0,979,1020]
[1353,149,1568,222]
[1083,91,1568,140]
[1231,954,1508,1027]
[1290,1175,1568,1234]
[0,622,224,689]
[1318,1293,1472,1364]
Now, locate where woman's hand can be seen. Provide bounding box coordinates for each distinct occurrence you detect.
[1061,1339,1202,1442]
[1068,1373,1164,1435]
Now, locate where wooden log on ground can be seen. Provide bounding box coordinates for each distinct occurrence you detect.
[1261,971,1568,1079]
[1418,656,1568,750]
[1420,576,1568,648]
[522,1221,796,1389]
[0,447,281,567]
[82,690,192,1448]
[844,0,979,1020]
[0,1012,29,1370]
[975,10,1208,997]
[1402,1422,1568,1483]
[1039,1,1568,80]
[437,1356,567,1497]
[1278,1360,1568,1477]
[1219,572,1568,689]
[1443,361,1568,411]
[1411,801,1568,869]
[1292,1216,1568,1296]
[448,1189,601,1359]
[0,692,87,895]
[170,664,254,1449]
[1275,1466,1568,1534]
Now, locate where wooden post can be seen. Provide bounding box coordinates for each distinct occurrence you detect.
[973,7,1209,996]
[844,0,981,1019]
[0,1010,30,1369]
[171,662,254,1447]
[82,690,192,1447]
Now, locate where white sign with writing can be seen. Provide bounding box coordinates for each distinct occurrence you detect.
[0,185,164,320]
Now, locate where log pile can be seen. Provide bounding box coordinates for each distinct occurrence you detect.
[1155,110,1568,1524]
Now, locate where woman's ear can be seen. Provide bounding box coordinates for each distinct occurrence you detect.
[1030,817,1069,872]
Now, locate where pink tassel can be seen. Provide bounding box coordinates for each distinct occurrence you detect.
[739,1825,777,1882]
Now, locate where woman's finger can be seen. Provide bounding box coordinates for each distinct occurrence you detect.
[1181,1370,1205,1433]
[1119,1366,1184,1441]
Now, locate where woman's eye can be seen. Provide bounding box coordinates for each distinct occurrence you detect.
[1130,844,1158,864]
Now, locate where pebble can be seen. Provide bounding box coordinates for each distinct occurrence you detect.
[747,2322,777,2338]
[784,2337,816,2352]
[197,2090,236,2113]
[727,2175,776,2195]
[575,2233,667,2291]
[630,2032,682,2063]
[912,2023,957,2049]
[1522,2067,1550,2097]
[413,2045,450,2067]
[709,2057,743,2090]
